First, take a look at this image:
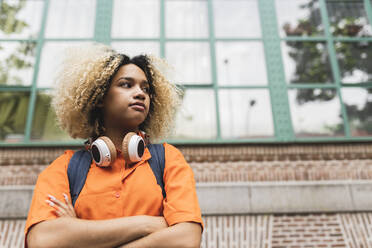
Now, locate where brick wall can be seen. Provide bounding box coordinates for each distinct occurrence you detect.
[2,213,372,248]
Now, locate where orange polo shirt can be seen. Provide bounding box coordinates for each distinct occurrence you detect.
[25,143,203,242]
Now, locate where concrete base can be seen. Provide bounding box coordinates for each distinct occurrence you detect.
[0,185,34,218]
[197,180,372,215]
[1,181,372,218]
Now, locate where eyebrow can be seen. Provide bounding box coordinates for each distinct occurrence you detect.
[116,77,149,85]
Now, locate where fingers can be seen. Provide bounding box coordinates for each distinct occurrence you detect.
[46,194,77,218]
[63,193,76,214]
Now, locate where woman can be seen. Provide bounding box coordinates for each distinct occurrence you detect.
[25,43,203,248]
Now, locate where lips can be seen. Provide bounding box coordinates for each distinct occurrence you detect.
[130,102,146,111]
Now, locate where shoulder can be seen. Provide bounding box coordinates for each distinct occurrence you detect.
[163,143,184,158]
[162,143,191,171]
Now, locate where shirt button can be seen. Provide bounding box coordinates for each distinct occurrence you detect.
[115,192,120,198]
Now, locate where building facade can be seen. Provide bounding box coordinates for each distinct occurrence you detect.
[0,0,372,247]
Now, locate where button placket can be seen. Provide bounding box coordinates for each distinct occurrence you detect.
[114,191,120,198]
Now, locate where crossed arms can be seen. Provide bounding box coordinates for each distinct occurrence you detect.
[27,195,202,248]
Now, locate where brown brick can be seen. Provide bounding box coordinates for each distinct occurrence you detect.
[296,239,306,243]
[331,244,346,247]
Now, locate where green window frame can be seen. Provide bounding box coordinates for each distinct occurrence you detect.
[0,0,371,146]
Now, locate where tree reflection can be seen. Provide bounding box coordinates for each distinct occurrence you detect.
[0,0,36,141]
[0,0,36,86]
[344,88,372,136]
[282,0,372,136]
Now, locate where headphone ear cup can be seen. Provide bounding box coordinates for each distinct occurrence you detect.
[122,132,145,165]
[91,136,117,167]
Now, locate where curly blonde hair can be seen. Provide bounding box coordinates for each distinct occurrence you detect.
[52,42,181,142]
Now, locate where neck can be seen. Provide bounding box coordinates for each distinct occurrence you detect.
[103,127,139,151]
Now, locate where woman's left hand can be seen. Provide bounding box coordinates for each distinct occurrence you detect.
[46,193,77,218]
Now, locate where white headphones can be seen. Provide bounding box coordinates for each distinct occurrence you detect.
[87,132,145,167]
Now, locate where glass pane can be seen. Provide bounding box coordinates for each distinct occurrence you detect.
[37,42,88,88]
[31,91,70,141]
[0,0,44,39]
[169,89,216,140]
[216,42,267,86]
[111,42,160,57]
[45,0,96,38]
[112,0,159,38]
[335,42,372,84]
[166,42,211,84]
[213,0,261,38]
[0,41,37,86]
[282,41,334,84]
[166,0,208,38]
[275,0,324,37]
[0,91,29,142]
[219,89,274,138]
[326,0,372,37]
[288,89,344,137]
[342,88,372,136]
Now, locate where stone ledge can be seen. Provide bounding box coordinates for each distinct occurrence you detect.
[197,181,372,215]
[2,181,372,218]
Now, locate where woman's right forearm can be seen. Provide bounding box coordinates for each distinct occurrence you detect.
[27,215,167,248]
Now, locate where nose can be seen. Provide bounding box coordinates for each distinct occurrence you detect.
[133,85,146,100]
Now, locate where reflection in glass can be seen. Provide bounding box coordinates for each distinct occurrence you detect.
[335,42,372,84]
[169,89,216,140]
[31,91,70,141]
[326,0,372,37]
[281,41,333,84]
[219,89,274,138]
[216,42,267,85]
[166,0,208,38]
[213,0,261,38]
[275,0,323,37]
[0,92,29,142]
[45,0,96,38]
[166,42,211,84]
[0,41,36,86]
[111,42,160,57]
[112,0,159,38]
[288,89,344,137]
[342,88,372,136]
[0,0,44,39]
[37,42,87,88]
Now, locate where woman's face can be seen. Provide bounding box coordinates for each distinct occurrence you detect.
[102,63,151,132]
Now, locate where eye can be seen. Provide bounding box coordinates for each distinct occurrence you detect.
[142,86,150,94]
[119,82,131,88]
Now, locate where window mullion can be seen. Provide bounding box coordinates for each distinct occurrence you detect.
[207,0,222,140]
[258,0,294,142]
[94,0,112,45]
[319,0,351,137]
[365,0,372,28]
[160,0,165,58]
[24,0,50,142]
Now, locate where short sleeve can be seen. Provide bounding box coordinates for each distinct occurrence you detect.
[24,150,74,243]
[162,143,203,230]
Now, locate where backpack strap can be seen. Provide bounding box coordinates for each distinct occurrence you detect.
[67,150,92,206]
[147,144,166,199]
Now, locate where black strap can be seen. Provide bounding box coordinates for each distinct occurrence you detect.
[67,150,92,206]
[148,144,166,198]
[67,144,166,207]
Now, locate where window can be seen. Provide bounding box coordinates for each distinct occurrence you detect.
[0,0,371,145]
